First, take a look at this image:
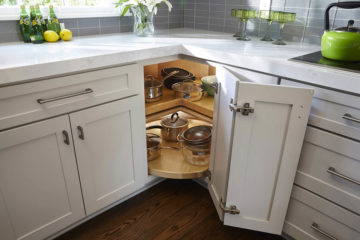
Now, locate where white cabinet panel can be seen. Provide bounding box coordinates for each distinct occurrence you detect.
[295,126,360,215]
[0,64,142,130]
[281,79,360,141]
[284,186,360,240]
[70,96,147,215]
[0,116,85,240]
[210,66,313,235]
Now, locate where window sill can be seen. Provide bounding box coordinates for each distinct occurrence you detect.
[0,6,129,21]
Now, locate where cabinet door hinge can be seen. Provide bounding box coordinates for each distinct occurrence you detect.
[229,101,254,116]
[220,199,240,215]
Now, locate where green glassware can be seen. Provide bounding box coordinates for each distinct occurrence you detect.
[259,10,274,41]
[231,9,241,37]
[235,9,257,41]
[272,11,296,45]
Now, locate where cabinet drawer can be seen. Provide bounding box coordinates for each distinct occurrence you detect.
[283,186,360,240]
[295,126,360,215]
[281,79,360,141]
[0,64,142,130]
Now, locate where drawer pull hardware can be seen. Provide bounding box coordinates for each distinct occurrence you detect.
[77,126,85,140]
[37,88,93,104]
[311,223,337,240]
[62,130,70,145]
[342,113,360,124]
[229,102,254,116]
[327,167,360,186]
[219,198,240,215]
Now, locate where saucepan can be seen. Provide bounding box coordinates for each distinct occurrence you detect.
[146,112,189,142]
[146,133,179,161]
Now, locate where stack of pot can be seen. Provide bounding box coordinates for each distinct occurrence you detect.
[179,125,212,165]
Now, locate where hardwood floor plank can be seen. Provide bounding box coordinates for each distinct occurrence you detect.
[55,180,284,240]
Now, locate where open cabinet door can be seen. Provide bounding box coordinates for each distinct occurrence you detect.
[209,66,314,235]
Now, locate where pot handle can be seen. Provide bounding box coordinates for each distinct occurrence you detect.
[325,1,360,30]
[170,112,179,123]
[146,125,163,130]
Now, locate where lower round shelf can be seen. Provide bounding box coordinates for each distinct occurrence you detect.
[148,149,209,179]
[147,115,211,179]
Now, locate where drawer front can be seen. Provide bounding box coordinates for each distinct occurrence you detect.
[283,186,360,240]
[281,79,360,141]
[0,64,142,130]
[296,126,360,214]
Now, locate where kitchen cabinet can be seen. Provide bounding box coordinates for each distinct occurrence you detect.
[144,60,314,235]
[70,96,147,215]
[280,79,360,240]
[208,65,313,235]
[0,115,85,240]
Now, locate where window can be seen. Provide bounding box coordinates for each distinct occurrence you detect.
[0,0,121,20]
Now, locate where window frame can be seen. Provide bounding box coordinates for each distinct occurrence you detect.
[0,4,122,20]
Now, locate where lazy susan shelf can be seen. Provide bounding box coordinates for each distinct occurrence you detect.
[145,80,214,118]
[146,117,211,179]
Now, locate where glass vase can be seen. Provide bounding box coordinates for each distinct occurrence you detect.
[131,6,154,37]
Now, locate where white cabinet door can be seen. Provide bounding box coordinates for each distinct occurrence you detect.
[209,66,313,235]
[0,116,85,240]
[70,96,147,215]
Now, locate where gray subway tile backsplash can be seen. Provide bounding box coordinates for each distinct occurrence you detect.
[1,0,359,45]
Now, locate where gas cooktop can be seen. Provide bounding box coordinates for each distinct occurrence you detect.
[291,51,360,74]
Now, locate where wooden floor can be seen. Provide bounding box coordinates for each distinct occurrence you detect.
[55,180,285,240]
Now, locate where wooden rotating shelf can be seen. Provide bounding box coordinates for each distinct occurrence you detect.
[145,80,214,118]
[146,117,211,179]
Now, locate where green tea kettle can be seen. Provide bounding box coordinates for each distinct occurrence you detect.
[321,1,360,62]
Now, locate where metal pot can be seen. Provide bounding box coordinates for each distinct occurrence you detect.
[147,138,161,161]
[181,125,212,145]
[146,112,189,142]
[161,67,195,89]
[171,81,204,102]
[321,1,360,61]
[146,133,179,161]
[178,125,212,156]
[144,75,163,103]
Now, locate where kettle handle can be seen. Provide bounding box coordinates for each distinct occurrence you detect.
[325,1,360,30]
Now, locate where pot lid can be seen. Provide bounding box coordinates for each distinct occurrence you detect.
[161,112,188,128]
[335,20,360,33]
[171,81,202,93]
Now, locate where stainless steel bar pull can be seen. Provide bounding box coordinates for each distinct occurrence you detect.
[327,167,360,186]
[77,126,85,140]
[37,88,93,104]
[311,223,338,240]
[342,113,360,124]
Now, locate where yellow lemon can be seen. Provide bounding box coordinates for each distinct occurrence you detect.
[44,30,59,42]
[59,29,72,41]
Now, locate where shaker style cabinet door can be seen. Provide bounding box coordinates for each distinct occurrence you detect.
[0,115,85,240]
[70,96,147,215]
[209,66,314,235]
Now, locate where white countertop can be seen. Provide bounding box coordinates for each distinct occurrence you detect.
[1,28,359,94]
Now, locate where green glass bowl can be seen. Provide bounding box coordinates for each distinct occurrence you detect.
[201,75,216,97]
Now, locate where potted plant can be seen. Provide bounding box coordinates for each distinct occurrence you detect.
[116,0,172,37]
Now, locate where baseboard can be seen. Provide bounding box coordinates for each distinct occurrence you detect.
[47,178,165,240]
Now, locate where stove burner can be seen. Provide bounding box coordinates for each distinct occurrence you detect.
[291,51,360,73]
